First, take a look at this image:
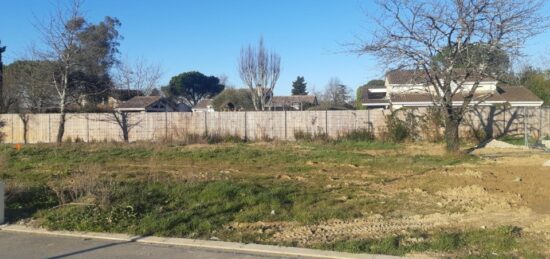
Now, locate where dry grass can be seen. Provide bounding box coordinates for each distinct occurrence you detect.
[1,141,549,257]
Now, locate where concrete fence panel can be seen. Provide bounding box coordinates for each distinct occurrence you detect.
[0,107,548,144]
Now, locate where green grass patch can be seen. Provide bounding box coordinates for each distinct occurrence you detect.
[313,226,542,257]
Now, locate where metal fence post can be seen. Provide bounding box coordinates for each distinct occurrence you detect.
[86,114,90,142]
[204,112,208,136]
[48,114,51,143]
[539,107,542,141]
[325,110,328,136]
[165,109,168,140]
[284,110,287,140]
[244,111,247,140]
[11,114,14,143]
[523,107,529,146]
[367,109,371,132]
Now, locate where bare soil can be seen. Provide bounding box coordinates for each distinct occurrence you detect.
[233,145,550,253]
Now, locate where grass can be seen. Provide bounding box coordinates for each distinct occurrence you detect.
[1,140,539,257]
[313,226,544,258]
[497,135,536,146]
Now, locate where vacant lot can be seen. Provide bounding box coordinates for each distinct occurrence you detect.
[1,140,549,257]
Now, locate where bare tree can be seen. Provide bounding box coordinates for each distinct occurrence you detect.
[34,1,85,143]
[323,77,351,106]
[358,0,548,152]
[103,111,141,142]
[114,57,162,96]
[34,0,121,143]
[239,37,281,111]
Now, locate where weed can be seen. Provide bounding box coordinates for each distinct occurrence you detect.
[338,129,375,142]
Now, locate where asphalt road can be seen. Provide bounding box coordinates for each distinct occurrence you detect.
[0,231,294,259]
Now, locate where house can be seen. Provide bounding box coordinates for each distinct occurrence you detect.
[78,89,144,110]
[267,95,318,111]
[116,96,191,112]
[361,70,543,109]
[192,99,215,112]
[106,89,144,108]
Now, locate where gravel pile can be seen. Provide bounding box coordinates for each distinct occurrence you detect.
[483,139,525,149]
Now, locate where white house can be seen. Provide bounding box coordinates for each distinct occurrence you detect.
[361,70,543,109]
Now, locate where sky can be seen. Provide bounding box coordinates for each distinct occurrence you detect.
[1,0,550,96]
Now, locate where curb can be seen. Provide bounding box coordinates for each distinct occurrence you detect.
[0,224,400,259]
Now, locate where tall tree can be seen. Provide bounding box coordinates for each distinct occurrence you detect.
[4,60,58,113]
[114,57,163,96]
[34,1,121,143]
[520,67,550,105]
[163,71,224,106]
[356,79,386,109]
[324,77,351,106]
[291,76,308,95]
[358,0,548,152]
[239,37,281,111]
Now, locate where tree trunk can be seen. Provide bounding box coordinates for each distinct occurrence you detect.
[22,118,28,144]
[56,112,66,143]
[122,112,129,142]
[445,116,461,153]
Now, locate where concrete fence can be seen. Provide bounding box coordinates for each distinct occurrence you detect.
[0,107,549,144]
[0,182,4,224]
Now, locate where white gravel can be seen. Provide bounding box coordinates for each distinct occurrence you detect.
[483,139,526,149]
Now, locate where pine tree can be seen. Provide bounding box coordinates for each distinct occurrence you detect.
[291,76,308,95]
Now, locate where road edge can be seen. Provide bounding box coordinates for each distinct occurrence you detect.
[0,224,400,259]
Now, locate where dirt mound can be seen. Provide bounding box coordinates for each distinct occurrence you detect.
[435,185,521,212]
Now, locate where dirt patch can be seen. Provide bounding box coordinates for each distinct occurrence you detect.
[230,147,550,249]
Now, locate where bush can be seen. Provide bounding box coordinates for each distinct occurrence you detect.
[419,108,445,142]
[0,120,5,143]
[384,113,409,143]
[338,129,375,142]
[205,133,245,144]
[294,129,329,141]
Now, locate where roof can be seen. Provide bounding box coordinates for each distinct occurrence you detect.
[498,86,543,103]
[194,99,213,109]
[386,70,496,85]
[391,92,506,103]
[271,95,318,105]
[361,90,388,103]
[389,87,541,104]
[118,96,163,109]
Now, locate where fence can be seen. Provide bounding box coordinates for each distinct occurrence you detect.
[0,107,549,144]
